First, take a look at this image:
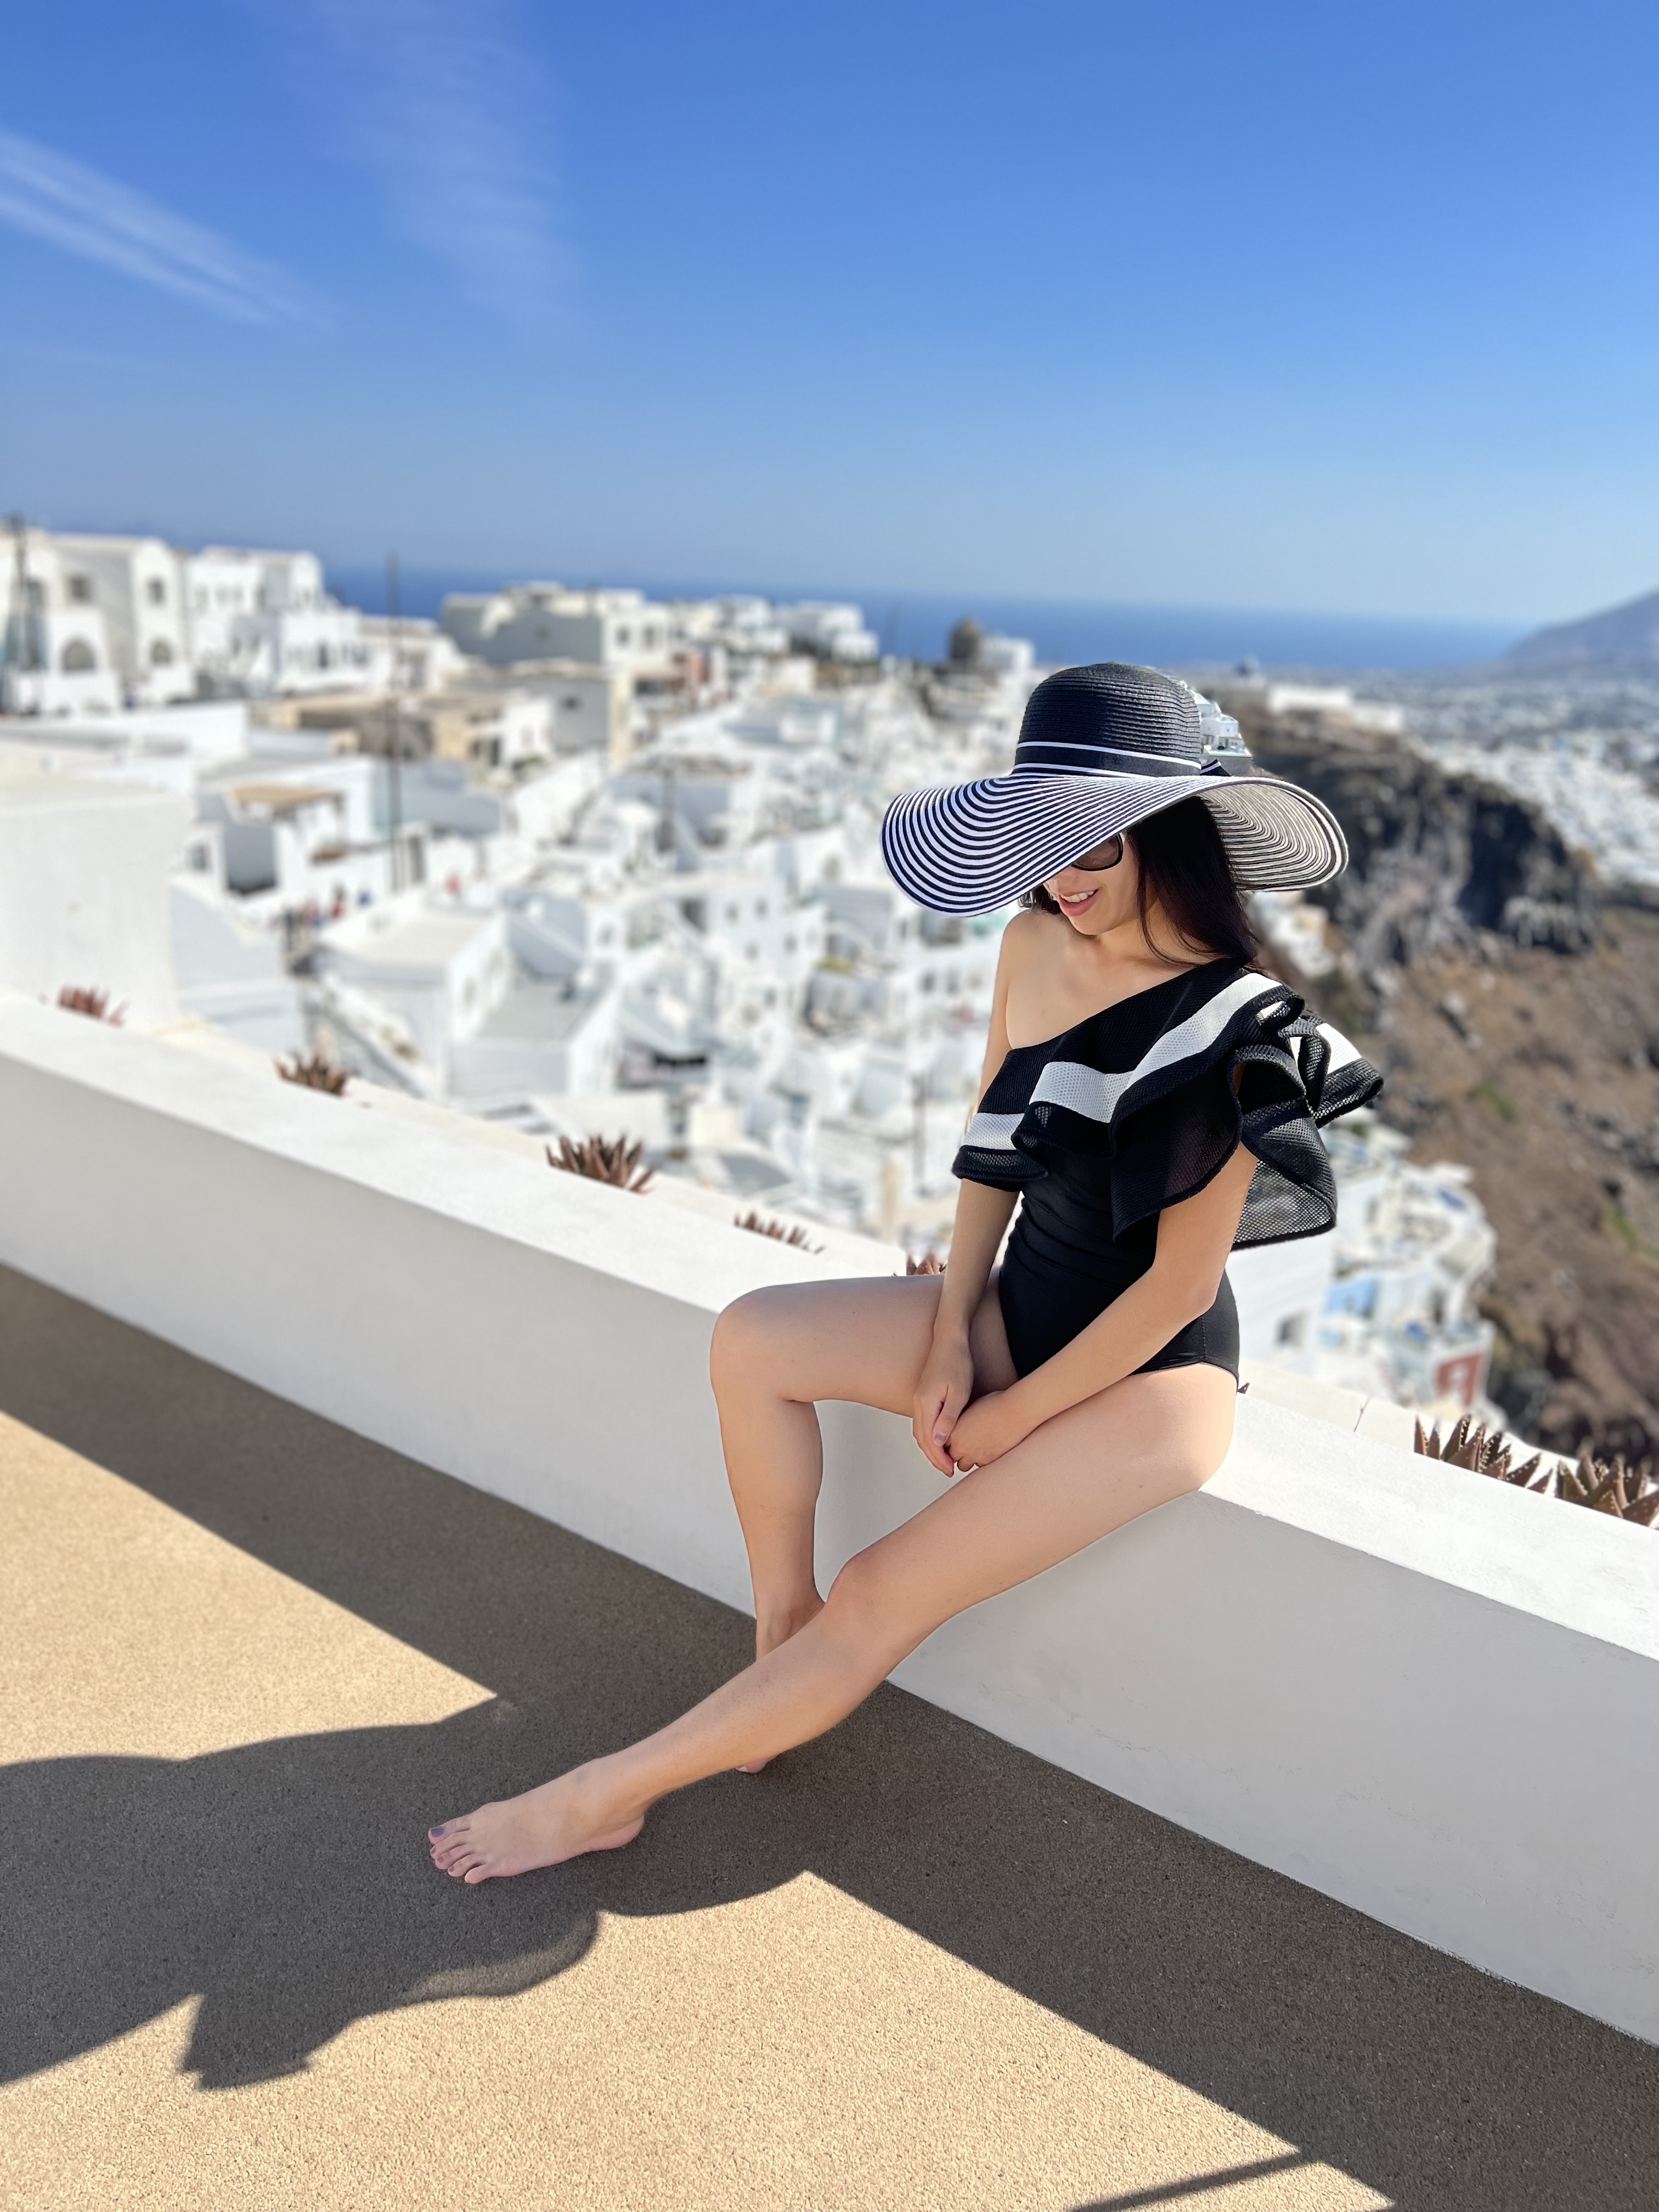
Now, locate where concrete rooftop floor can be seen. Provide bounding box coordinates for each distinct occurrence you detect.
[2,1262,1656,2211]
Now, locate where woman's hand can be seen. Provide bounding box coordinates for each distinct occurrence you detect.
[912,1331,975,1476]
[943,1388,1031,1474]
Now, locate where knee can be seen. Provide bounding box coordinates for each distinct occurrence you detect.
[822,1544,925,1657]
[709,1287,783,1394]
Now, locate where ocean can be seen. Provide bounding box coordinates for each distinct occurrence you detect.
[325,566,1524,676]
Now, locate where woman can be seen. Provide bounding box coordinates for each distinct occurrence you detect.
[430,662,1381,1882]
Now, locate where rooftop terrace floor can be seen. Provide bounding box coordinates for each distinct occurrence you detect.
[3,1263,1655,2211]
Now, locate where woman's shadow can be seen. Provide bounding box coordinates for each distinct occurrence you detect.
[2,1694,819,2091]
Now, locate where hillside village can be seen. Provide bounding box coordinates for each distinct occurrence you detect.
[3,521,1642,1444]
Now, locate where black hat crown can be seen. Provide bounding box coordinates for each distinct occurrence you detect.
[1014,662,1204,780]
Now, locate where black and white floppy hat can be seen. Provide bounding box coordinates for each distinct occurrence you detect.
[881,661,1347,915]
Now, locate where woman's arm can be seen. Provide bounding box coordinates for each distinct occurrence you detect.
[909,919,1031,1473]
[944,1139,1257,1470]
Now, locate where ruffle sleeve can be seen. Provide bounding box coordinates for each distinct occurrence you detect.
[953,968,1383,1248]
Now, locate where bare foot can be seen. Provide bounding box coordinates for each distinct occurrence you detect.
[428,1769,642,1884]
[736,1594,824,1773]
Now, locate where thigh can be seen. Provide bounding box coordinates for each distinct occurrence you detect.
[713,1272,1015,1418]
[849,1364,1237,1634]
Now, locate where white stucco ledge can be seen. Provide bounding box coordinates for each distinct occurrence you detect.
[2,991,1656,2045]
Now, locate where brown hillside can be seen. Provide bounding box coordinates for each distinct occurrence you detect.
[1355,919,1659,1461]
[1224,701,1659,1459]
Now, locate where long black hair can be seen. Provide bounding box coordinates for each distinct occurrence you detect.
[1020,795,1258,965]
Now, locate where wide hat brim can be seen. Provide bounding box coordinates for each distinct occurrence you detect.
[881,768,1348,914]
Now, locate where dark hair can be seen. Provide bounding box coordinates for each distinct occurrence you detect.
[1020,796,1258,965]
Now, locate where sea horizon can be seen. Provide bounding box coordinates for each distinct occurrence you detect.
[324,565,1526,677]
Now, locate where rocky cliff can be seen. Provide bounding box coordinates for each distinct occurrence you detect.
[1228,703,1600,982]
[1225,704,1659,1465]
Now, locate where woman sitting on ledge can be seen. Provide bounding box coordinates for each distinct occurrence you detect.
[428,663,1381,1882]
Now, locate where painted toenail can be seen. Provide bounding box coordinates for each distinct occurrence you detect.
[431,1825,445,1837]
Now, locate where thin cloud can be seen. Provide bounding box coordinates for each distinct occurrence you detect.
[0,131,312,325]
[295,0,571,323]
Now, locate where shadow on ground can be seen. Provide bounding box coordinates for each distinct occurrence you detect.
[3,1266,1656,2207]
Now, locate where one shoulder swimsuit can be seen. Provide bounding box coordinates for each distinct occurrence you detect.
[953,962,1384,1381]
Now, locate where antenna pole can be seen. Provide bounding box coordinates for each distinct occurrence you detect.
[4,513,39,709]
[385,553,404,891]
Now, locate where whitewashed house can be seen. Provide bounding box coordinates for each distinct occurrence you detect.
[440,584,672,673]
[778,602,879,662]
[1,528,121,715]
[49,534,196,704]
[184,548,374,695]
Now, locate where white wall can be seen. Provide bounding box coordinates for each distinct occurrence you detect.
[170,879,304,1054]
[0,778,189,1023]
[0,995,1655,2044]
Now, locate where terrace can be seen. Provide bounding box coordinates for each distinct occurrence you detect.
[3,992,1658,2210]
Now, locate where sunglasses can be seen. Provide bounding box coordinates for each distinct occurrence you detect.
[1063,833,1126,872]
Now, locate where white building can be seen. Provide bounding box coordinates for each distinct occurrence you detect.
[192,754,421,913]
[1261,682,1405,736]
[1227,1237,1336,1374]
[978,633,1036,677]
[320,893,513,1069]
[4,527,402,707]
[284,684,555,771]
[445,659,638,767]
[1314,1114,1499,1420]
[356,614,468,695]
[667,595,790,662]
[1,527,121,715]
[440,584,672,673]
[778,602,879,663]
[184,548,374,695]
[48,534,195,704]
[316,885,620,1102]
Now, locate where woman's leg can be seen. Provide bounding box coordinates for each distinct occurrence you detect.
[707,1276,1016,1663]
[429,1363,1234,1882]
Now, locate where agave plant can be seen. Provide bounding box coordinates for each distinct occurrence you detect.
[1553,1452,1659,1523]
[1414,1413,1659,1526]
[56,984,125,1024]
[546,1133,654,1193]
[733,1209,822,1252]
[275,1052,349,1095]
[1413,1414,1543,1486]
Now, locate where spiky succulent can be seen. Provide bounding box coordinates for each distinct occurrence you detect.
[1414,1414,1659,1526]
[546,1133,654,1193]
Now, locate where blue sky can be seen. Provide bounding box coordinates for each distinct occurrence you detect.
[3,0,1656,624]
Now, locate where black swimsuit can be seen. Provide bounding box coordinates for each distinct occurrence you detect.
[954,963,1383,1382]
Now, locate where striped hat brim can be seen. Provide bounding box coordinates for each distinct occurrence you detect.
[881,769,1348,915]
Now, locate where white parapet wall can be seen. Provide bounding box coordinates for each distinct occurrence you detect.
[1,993,1656,2042]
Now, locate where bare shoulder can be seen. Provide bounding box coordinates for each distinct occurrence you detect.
[996,906,1059,978]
